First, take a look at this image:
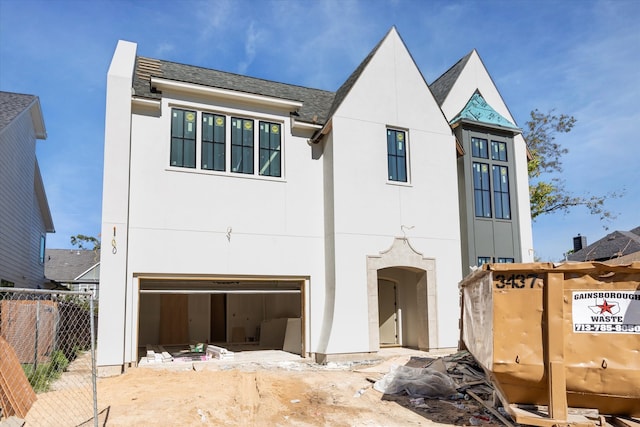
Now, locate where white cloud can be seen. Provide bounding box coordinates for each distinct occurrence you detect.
[237,21,262,75]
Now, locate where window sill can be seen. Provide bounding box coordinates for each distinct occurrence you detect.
[386,180,412,188]
[165,166,286,183]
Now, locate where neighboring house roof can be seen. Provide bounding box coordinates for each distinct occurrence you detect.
[449,91,520,131]
[133,56,335,126]
[0,91,46,138]
[568,227,640,262]
[429,50,473,107]
[45,249,101,283]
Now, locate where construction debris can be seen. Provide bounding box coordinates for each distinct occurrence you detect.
[371,350,513,426]
[138,346,174,365]
[206,345,234,360]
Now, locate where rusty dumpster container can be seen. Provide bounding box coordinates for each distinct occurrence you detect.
[459,262,640,426]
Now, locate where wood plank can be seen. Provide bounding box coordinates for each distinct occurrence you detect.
[0,336,37,418]
[466,390,515,427]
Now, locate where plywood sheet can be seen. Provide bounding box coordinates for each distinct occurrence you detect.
[159,295,188,345]
[0,336,37,418]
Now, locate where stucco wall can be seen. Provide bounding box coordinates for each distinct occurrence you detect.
[319,29,463,353]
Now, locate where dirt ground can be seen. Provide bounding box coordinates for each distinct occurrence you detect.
[93,352,505,427]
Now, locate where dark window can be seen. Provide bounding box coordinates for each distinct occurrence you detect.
[259,122,281,177]
[231,117,254,174]
[202,114,225,171]
[491,141,507,161]
[387,129,407,182]
[473,162,491,217]
[0,279,15,288]
[477,256,492,266]
[472,137,488,159]
[497,257,514,263]
[170,109,196,168]
[493,165,511,219]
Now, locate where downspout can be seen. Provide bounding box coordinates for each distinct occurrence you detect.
[122,94,134,371]
[308,118,333,145]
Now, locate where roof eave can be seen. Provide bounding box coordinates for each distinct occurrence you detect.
[30,97,47,139]
[150,77,303,109]
[34,160,54,233]
[450,118,522,135]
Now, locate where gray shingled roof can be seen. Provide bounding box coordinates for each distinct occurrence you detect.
[45,249,100,283]
[429,51,473,106]
[0,91,37,132]
[567,227,640,262]
[132,28,409,129]
[133,57,335,125]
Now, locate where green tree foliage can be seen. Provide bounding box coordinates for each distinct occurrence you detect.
[70,234,100,250]
[524,109,620,222]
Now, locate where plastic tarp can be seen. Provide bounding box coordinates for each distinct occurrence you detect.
[373,365,457,397]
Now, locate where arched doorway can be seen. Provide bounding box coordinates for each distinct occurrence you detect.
[367,238,437,351]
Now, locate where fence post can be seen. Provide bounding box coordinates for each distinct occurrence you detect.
[35,299,40,370]
[91,295,98,427]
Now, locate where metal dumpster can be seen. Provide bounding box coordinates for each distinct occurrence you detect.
[459,262,640,426]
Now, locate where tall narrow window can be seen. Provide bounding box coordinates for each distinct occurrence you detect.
[387,129,407,182]
[170,109,196,168]
[472,137,488,159]
[473,162,491,217]
[491,141,507,161]
[231,117,254,174]
[202,114,226,171]
[493,165,511,219]
[39,235,46,264]
[259,121,281,177]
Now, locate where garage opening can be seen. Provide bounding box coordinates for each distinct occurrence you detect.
[137,278,304,363]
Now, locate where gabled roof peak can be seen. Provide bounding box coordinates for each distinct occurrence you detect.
[429,50,475,106]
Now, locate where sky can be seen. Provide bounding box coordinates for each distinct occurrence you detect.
[0,0,638,261]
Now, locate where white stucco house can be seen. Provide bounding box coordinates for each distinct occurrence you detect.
[98,27,533,373]
[0,91,54,289]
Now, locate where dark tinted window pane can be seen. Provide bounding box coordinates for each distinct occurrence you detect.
[184,139,196,168]
[491,141,507,161]
[171,138,182,166]
[170,109,196,168]
[472,137,488,158]
[259,122,281,177]
[214,115,225,143]
[493,166,510,219]
[473,162,491,217]
[231,118,253,174]
[387,129,407,182]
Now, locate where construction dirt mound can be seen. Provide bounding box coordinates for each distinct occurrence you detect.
[94,351,506,427]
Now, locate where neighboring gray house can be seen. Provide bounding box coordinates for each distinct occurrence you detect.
[568,227,640,263]
[0,91,54,289]
[44,249,101,297]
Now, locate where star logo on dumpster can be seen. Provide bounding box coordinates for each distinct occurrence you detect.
[588,299,620,315]
[597,299,616,314]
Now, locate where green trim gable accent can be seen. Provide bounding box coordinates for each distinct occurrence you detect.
[450,92,519,130]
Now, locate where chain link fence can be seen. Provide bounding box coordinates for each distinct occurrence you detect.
[0,288,97,426]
